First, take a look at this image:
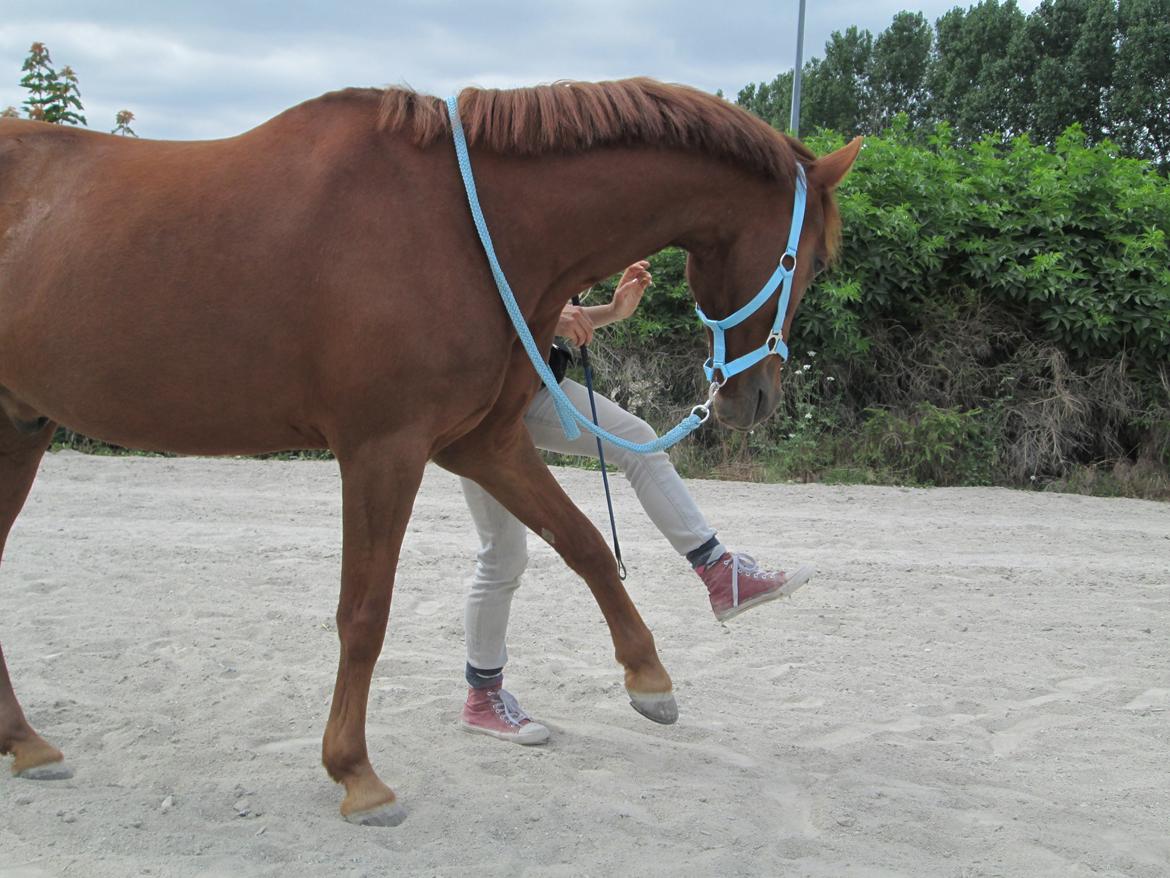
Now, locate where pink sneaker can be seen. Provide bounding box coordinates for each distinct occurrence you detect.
[697,552,814,622]
[460,683,550,745]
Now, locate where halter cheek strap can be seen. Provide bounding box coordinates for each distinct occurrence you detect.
[695,164,808,384]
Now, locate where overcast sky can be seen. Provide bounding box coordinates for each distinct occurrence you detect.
[0,1,1041,140]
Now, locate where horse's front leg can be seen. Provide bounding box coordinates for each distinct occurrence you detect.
[0,419,71,780]
[322,433,428,826]
[436,428,677,723]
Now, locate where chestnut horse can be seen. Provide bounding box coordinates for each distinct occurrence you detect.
[0,78,859,825]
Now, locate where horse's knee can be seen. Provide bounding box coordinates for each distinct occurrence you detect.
[335,601,390,665]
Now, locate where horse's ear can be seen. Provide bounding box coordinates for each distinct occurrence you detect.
[809,137,862,190]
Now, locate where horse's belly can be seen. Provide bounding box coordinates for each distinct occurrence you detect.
[0,304,320,453]
[0,303,507,457]
[6,370,320,456]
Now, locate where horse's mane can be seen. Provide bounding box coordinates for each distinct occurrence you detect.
[375,78,812,187]
[358,78,840,262]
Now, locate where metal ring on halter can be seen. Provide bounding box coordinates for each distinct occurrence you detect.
[690,379,726,424]
[691,402,713,424]
[766,332,784,354]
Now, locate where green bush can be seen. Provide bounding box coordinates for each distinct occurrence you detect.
[588,123,1170,494]
[857,402,997,486]
[801,122,1170,367]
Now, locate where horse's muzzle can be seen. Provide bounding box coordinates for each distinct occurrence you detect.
[713,371,780,431]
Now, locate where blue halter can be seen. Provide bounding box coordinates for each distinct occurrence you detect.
[446,93,808,454]
[695,164,808,384]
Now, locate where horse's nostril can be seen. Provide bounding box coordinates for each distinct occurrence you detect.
[752,388,766,423]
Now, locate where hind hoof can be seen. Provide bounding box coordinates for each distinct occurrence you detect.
[17,761,74,781]
[344,801,406,827]
[628,690,679,725]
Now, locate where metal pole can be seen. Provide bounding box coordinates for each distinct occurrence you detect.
[790,0,806,137]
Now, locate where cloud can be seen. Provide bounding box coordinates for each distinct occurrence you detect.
[0,0,1043,139]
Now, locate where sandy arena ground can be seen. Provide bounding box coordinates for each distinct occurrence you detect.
[0,452,1167,877]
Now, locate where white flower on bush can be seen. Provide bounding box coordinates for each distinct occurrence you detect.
[802,364,811,372]
[826,376,835,382]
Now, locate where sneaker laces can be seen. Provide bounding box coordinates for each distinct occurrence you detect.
[490,688,531,726]
[726,553,782,608]
[732,553,758,573]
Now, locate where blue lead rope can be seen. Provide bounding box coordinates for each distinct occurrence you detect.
[446,95,703,455]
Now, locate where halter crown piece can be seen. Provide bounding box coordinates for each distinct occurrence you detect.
[445,94,807,455]
[695,164,808,384]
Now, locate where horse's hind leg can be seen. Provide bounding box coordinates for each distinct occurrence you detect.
[436,427,677,723]
[0,418,71,779]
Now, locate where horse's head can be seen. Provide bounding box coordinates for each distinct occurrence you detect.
[688,136,861,431]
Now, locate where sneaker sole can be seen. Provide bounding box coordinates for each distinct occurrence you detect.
[460,720,550,745]
[715,564,815,623]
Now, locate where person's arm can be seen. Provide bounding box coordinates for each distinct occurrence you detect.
[580,260,653,330]
[555,261,653,346]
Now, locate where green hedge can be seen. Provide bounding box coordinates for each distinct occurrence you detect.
[804,122,1170,365]
[589,123,1170,495]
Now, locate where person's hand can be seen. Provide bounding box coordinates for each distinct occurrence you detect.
[557,304,594,346]
[610,260,652,322]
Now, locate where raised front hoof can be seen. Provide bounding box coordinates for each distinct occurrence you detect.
[16,760,74,781]
[343,801,407,827]
[627,690,679,725]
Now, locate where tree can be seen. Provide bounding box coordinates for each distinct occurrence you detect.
[803,26,874,135]
[736,73,793,131]
[1005,0,1115,143]
[112,109,137,137]
[1111,0,1170,169]
[52,65,87,126]
[868,11,933,130]
[19,42,86,125]
[19,42,54,121]
[736,60,823,134]
[735,0,1165,172]
[928,0,1026,139]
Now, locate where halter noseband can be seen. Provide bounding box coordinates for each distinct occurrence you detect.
[695,164,808,384]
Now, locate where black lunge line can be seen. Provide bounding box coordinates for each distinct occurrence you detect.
[572,295,627,580]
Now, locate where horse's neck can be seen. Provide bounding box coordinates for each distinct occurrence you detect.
[472,148,751,310]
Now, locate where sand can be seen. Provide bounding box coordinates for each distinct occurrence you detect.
[1,452,1167,877]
